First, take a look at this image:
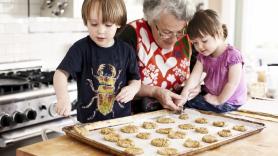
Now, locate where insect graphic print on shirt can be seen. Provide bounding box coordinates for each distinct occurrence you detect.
[82,64,124,119]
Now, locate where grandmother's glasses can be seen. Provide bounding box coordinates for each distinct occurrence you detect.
[155,23,187,39]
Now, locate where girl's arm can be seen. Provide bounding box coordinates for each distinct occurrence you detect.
[53,69,71,116]
[181,60,204,98]
[218,63,242,103]
[206,63,242,105]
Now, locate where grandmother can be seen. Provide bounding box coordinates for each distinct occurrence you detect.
[118,0,199,112]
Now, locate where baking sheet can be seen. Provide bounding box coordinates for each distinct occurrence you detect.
[63,109,265,156]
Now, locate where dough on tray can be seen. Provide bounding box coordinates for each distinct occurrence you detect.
[202,135,218,143]
[120,125,139,133]
[218,129,232,137]
[156,128,173,134]
[117,138,135,148]
[195,117,208,124]
[195,127,209,134]
[136,132,151,139]
[213,121,226,127]
[100,127,114,135]
[179,113,189,120]
[233,125,247,132]
[104,133,121,142]
[142,121,157,129]
[184,138,201,148]
[167,131,186,139]
[178,123,195,130]
[157,147,178,155]
[157,117,175,123]
[73,125,89,136]
[151,138,169,147]
[124,147,144,155]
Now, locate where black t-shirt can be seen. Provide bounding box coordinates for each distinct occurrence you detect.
[57,36,140,123]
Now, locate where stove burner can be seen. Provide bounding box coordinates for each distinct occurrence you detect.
[0,69,71,95]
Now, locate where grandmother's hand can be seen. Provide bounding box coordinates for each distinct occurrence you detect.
[153,87,183,111]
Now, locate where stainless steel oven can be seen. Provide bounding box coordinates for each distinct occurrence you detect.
[0,60,77,156]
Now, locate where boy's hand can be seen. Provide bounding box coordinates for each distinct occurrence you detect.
[116,85,138,104]
[55,99,71,116]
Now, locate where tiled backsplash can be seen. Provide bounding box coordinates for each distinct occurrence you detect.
[0,0,143,70]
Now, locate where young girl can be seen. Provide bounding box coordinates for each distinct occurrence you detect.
[53,0,141,123]
[177,9,247,113]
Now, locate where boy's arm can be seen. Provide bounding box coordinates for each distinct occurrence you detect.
[211,63,242,104]
[53,69,71,116]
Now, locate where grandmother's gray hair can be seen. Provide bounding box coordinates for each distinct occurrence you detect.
[143,0,195,23]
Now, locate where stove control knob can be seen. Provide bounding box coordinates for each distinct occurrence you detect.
[25,109,37,120]
[0,114,13,127]
[13,112,26,123]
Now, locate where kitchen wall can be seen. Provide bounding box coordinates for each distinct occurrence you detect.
[0,0,143,70]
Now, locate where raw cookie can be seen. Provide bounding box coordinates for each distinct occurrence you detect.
[168,131,186,139]
[136,132,151,139]
[218,129,232,137]
[179,114,189,120]
[73,125,89,136]
[233,125,247,132]
[184,138,201,148]
[213,121,226,127]
[151,138,169,147]
[178,124,195,130]
[117,138,135,148]
[124,147,144,155]
[195,127,208,134]
[157,117,175,123]
[142,121,157,129]
[195,117,208,124]
[202,135,218,143]
[104,133,120,142]
[100,127,114,135]
[156,128,173,134]
[120,125,139,133]
[157,147,178,155]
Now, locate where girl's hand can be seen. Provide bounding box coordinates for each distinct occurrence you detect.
[204,93,221,105]
[55,99,71,116]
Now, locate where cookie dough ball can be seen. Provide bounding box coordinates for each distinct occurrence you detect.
[157,147,178,155]
[151,138,169,147]
[100,127,114,135]
[202,135,218,143]
[218,129,232,137]
[120,125,139,133]
[213,121,226,127]
[168,131,186,139]
[233,125,247,132]
[195,117,208,124]
[117,138,135,148]
[184,138,201,148]
[73,125,89,136]
[195,127,209,134]
[124,147,144,155]
[178,124,195,130]
[179,114,189,120]
[156,128,172,134]
[136,132,151,139]
[157,117,175,123]
[104,133,120,142]
[142,121,157,129]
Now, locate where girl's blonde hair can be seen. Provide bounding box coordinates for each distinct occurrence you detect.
[187,9,228,39]
[81,0,127,27]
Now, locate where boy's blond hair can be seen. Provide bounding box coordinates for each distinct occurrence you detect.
[81,0,127,27]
